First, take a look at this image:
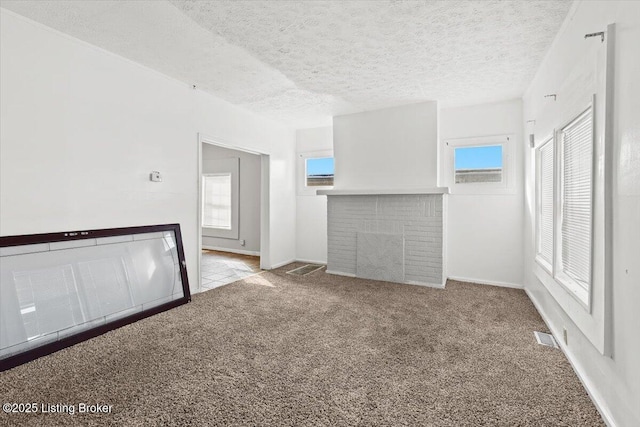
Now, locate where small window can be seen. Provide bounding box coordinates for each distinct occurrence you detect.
[202,174,232,229]
[454,145,503,184]
[306,157,334,187]
[444,135,512,194]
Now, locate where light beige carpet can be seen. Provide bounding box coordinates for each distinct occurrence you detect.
[0,265,603,426]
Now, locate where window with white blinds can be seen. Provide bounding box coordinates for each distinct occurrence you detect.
[534,105,594,308]
[536,138,554,270]
[558,107,593,297]
[202,174,232,229]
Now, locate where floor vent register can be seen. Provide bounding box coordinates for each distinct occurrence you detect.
[534,331,559,349]
[286,264,324,276]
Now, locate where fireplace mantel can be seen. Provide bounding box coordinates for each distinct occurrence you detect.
[317,187,449,196]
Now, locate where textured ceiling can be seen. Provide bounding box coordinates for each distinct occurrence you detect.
[1,0,572,127]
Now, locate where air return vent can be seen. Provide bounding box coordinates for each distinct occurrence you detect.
[286,264,324,276]
[534,331,559,348]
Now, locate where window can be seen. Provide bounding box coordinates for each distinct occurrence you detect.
[454,145,503,184]
[202,174,232,229]
[201,156,239,240]
[306,157,334,187]
[297,150,334,196]
[444,135,513,194]
[557,107,594,303]
[536,137,554,271]
[534,106,594,308]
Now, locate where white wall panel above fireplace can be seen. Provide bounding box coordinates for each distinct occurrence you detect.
[332,102,438,190]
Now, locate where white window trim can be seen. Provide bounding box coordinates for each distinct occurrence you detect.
[297,150,334,196]
[202,157,240,240]
[533,102,595,312]
[444,134,515,195]
[528,25,613,357]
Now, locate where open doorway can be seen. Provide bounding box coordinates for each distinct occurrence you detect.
[197,134,270,292]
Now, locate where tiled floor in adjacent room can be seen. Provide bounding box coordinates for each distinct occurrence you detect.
[201,250,261,290]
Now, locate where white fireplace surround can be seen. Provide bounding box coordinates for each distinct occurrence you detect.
[318,188,448,288]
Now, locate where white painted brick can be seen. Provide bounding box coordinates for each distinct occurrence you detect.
[327,193,444,286]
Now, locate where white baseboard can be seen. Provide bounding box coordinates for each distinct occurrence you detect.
[325,269,356,277]
[202,245,260,257]
[525,288,616,427]
[325,271,445,289]
[447,275,523,289]
[405,280,446,289]
[295,258,327,265]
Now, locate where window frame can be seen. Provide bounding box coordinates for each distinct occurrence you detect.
[201,157,239,240]
[554,105,595,310]
[444,135,514,195]
[297,150,334,196]
[533,102,595,311]
[202,173,233,230]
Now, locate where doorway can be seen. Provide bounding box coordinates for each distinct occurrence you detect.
[197,134,270,292]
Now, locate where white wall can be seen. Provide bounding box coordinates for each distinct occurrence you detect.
[0,10,297,291]
[333,102,438,190]
[522,2,640,426]
[295,127,332,263]
[440,100,524,287]
[202,144,261,254]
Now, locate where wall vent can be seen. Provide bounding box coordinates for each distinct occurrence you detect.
[534,331,559,348]
[286,264,324,276]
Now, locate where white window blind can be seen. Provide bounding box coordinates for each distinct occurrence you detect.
[559,108,593,292]
[537,138,554,267]
[202,174,232,229]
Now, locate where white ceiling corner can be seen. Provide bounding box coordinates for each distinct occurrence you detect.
[1,0,573,128]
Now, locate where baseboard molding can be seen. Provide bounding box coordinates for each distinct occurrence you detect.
[268,258,296,270]
[447,275,523,289]
[295,258,327,265]
[405,280,446,289]
[202,245,260,257]
[324,271,445,288]
[525,288,616,427]
[325,270,356,278]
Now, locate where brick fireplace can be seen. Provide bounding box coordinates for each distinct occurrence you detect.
[318,189,447,287]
